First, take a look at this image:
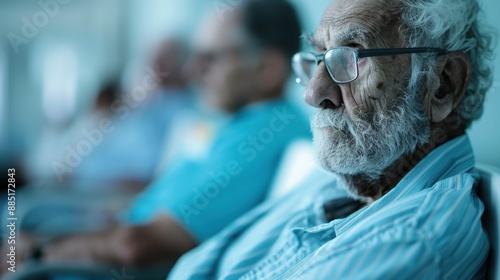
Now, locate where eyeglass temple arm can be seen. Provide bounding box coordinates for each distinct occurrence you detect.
[357,48,449,58]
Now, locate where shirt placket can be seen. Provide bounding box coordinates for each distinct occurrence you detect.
[242,224,337,280]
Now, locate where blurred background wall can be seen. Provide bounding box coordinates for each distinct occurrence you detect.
[0,0,499,175]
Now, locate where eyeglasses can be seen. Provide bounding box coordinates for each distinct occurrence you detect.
[292,47,449,85]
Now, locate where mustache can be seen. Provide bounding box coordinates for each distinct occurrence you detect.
[311,107,374,150]
[311,107,371,132]
[312,108,350,130]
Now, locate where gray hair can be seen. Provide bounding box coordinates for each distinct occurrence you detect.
[400,0,496,127]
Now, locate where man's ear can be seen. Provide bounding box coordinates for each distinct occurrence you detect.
[429,52,471,123]
[255,50,288,93]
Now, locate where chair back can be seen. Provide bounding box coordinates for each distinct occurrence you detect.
[477,164,500,280]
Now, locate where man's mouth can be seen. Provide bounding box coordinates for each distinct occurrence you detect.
[313,108,349,131]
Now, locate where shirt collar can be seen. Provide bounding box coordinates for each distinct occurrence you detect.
[333,134,476,235]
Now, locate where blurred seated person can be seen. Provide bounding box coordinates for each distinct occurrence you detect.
[4,0,309,271]
[167,0,495,278]
[25,81,120,185]
[25,39,193,191]
[68,39,195,190]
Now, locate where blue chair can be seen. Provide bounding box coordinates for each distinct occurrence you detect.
[477,164,500,280]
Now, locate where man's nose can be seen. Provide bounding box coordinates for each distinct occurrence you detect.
[303,63,343,109]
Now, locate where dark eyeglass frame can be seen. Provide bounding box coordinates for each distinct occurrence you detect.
[293,47,449,85]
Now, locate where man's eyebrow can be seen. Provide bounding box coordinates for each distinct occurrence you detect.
[303,25,374,50]
[335,25,372,45]
[302,32,322,49]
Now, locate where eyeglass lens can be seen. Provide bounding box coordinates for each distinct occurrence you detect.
[293,47,358,85]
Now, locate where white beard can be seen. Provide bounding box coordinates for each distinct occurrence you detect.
[311,91,431,187]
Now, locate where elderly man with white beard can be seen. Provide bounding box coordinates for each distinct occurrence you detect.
[167,0,496,278]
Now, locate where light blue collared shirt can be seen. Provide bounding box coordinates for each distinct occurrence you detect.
[124,99,310,242]
[168,135,489,279]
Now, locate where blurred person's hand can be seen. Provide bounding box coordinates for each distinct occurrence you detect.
[0,215,196,276]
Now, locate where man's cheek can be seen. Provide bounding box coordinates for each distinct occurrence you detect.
[352,64,379,97]
[356,59,370,82]
[207,68,223,87]
[230,69,253,95]
[349,81,376,109]
[214,67,233,91]
[224,75,241,95]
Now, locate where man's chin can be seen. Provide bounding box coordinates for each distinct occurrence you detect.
[313,132,381,179]
[313,141,360,176]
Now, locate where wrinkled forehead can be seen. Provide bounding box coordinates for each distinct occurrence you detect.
[313,0,403,49]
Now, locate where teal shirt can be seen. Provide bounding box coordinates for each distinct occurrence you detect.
[124,99,311,241]
[169,135,489,279]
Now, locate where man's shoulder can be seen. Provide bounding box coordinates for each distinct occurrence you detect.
[366,171,484,253]
[412,171,484,235]
[379,171,481,231]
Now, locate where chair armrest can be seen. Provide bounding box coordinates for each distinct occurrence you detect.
[3,189,137,237]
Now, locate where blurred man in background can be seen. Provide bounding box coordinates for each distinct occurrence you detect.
[2,0,310,274]
[26,80,121,185]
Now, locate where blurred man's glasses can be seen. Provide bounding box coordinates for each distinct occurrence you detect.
[292,47,449,85]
